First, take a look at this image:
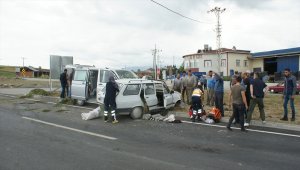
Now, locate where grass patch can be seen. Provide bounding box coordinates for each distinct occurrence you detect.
[60,98,76,105]
[56,109,69,112]
[175,91,300,125]
[0,65,16,78]
[42,109,51,112]
[28,89,50,96]
[19,94,33,98]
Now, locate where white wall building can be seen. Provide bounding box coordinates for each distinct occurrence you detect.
[183,45,251,76]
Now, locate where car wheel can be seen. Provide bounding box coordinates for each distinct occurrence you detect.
[175,100,181,107]
[130,107,143,119]
[77,100,85,106]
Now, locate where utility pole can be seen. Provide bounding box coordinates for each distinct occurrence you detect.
[151,45,161,80]
[21,57,26,78]
[21,57,26,68]
[208,7,226,74]
[173,56,175,66]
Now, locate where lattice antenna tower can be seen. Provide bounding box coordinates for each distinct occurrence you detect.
[208,7,226,73]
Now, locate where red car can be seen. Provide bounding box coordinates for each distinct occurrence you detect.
[269,82,300,94]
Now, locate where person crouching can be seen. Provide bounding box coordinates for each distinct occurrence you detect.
[191,83,204,122]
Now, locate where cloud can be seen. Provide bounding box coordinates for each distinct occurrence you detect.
[0,0,299,69]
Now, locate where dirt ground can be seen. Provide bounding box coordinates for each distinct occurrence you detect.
[0,78,60,88]
[174,91,300,125]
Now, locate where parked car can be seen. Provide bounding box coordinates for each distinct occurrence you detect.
[71,66,138,105]
[98,79,182,119]
[268,82,300,94]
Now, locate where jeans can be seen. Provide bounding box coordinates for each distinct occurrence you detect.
[246,98,265,123]
[228,103,245,129]
[283,95,296,118]
[215,92,224,116]
[60,85,66,98]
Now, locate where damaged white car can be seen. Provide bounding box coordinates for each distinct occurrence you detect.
[98,79,181,119]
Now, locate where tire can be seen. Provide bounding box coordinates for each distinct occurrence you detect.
[77,100,85,106]
[130,107,143,119]
[175,100,181,107]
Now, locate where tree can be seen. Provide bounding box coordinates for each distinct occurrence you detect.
[178,66,185,73]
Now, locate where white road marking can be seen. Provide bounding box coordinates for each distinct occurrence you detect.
[182,121,300,138]
[26,98,41,102]
[0,94,16,98]
[22,116,117,140]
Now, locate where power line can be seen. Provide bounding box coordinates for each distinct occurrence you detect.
[150,0,211,24]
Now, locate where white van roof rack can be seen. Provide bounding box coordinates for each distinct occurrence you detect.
[128,79,154,83]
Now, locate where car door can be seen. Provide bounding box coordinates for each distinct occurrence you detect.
[143,83,158,110]
[71,68,88,100]
[163,83,173,109]
[117,84,142,109]
[97,69,117,101]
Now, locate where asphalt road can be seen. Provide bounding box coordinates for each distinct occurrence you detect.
[0,95,300,170]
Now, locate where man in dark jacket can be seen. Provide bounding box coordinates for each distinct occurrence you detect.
[245,72,268,127]
[281,68,297,121]
[59,69,68,98]
[104,76,119,123]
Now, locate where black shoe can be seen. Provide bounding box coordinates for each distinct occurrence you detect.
[227,126,233,131]
[104,116,108,122]
[280,117,288,121]
[291,117,295,121]
[241,128,248,132]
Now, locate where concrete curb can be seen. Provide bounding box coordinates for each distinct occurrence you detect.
[173,111,300,132]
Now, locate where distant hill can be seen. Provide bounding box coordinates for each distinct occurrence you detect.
[123,66,152,72]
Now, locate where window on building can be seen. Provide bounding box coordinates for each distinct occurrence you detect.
[244,60,248,67]
[185,61,190,68]
[204,60,212,67]
[195,61,200,68]
[190,60,194,68]
[221,59,226,67]
[236,60,240,67]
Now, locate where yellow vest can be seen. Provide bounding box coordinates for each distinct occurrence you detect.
[192,88,203,97]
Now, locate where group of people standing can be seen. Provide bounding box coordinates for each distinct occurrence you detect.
[227,68,297,131]
[173,70,225,117]
[174,68,297,132]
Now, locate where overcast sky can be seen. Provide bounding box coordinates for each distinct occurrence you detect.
[0,0,299,69]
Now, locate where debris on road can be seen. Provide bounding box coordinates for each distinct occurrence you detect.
[143,113,182,123]
[81,107,101,120]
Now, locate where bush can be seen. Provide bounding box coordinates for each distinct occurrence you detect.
[28,89,50,96]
